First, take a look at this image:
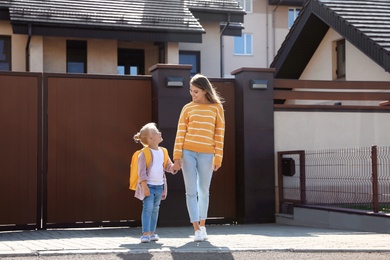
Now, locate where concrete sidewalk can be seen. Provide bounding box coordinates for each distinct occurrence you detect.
[0,224,389,257]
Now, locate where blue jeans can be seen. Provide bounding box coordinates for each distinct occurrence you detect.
[181,149,214,223]
[142,184,163,233]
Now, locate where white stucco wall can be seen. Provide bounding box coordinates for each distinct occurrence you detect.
[275,111,390,152]
[301,28,390,81]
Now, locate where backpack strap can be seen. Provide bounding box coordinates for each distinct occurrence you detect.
[161,147,169,168]
[142,147,152,169]
[143,146,168,169]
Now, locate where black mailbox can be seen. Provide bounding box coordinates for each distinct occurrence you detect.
[281,158,295,176]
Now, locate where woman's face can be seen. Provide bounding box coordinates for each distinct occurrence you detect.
[190,84,207,104]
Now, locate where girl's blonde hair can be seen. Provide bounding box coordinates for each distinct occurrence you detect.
[190,74,224,104]
[133,122,158,146]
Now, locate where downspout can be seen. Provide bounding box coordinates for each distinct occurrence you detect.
[220,13,230,78]
[273,0,283,57]
[25,23,32,72]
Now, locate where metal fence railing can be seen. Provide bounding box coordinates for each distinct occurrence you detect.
[278,146,390,214]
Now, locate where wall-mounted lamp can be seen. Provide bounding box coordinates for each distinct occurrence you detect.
[166,77,184,88]
[250,79,268,90]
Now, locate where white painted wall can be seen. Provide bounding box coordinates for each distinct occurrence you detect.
[275,111,390,152]
[301,28,390,81]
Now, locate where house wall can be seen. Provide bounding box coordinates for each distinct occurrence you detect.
[179,22,220,78]
[301,28,390,81]
[222,1,292,77]
[88,39,117,74]
[43,37,66,73]
[274,111,390,152]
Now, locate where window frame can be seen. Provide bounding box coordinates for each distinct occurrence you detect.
[288,8,301,29]
[117,48,145,75]
[234,33,253,56]
[179,50,200,76]
[0,35,11,71]
[66,40,87,74]
[336,39,346,79]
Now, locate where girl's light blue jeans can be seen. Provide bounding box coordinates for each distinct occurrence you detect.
[181,149,214,223]
[142,184,163,233]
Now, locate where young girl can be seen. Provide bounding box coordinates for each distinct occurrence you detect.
[133,122,177,243]
[173,74,225,242]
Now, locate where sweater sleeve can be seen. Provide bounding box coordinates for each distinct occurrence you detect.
[213,103,225,166]
[173,105,188,160]
[137,152,148,182]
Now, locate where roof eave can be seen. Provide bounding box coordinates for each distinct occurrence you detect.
[12,22,204,43]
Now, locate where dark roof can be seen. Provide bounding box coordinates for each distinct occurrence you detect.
[268,0,305,6]
[271,0,390,78]
[187,0,245,23]
[0,0,245,43]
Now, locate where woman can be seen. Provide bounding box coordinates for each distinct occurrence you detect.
[173,74,225,242]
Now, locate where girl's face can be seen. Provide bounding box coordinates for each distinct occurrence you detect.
[148,128,162,147]
[190,84,207,104]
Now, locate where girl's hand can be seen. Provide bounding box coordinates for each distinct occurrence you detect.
[143,186,150,197]
[142,181,150,197]
[173,159,182,172]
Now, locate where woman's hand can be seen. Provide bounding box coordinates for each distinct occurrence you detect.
[213,165,221,171]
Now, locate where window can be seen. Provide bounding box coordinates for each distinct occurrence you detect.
[66,40,87,73]
[117,49,145,75]
[234,34,253,55]
[288,8,301,28]
[237,0,252,13]
[179,51,200,76]
[336,39,346,79]
[0,36,11,71]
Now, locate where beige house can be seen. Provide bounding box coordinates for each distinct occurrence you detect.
[222,0,304,77]
[0,0,245,77]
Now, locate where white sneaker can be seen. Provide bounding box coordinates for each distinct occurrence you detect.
[200,226,208,240]
[194,229,204,242]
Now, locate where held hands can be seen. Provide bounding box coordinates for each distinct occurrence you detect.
[173,159,182,173]
[214,165,221,172]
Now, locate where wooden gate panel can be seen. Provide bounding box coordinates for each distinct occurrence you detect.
[208,80,236,220]
[0,73,39,228]
[46,75,151,226]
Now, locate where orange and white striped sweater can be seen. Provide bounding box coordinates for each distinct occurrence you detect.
[173,101,225,166]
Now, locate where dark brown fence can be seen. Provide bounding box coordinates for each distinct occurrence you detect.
[0,71,238,230]
[278,146,390,214]
[44,74,153,228]
[0,72,41,230]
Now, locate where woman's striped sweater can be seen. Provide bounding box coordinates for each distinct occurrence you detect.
[173,101,225,166]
